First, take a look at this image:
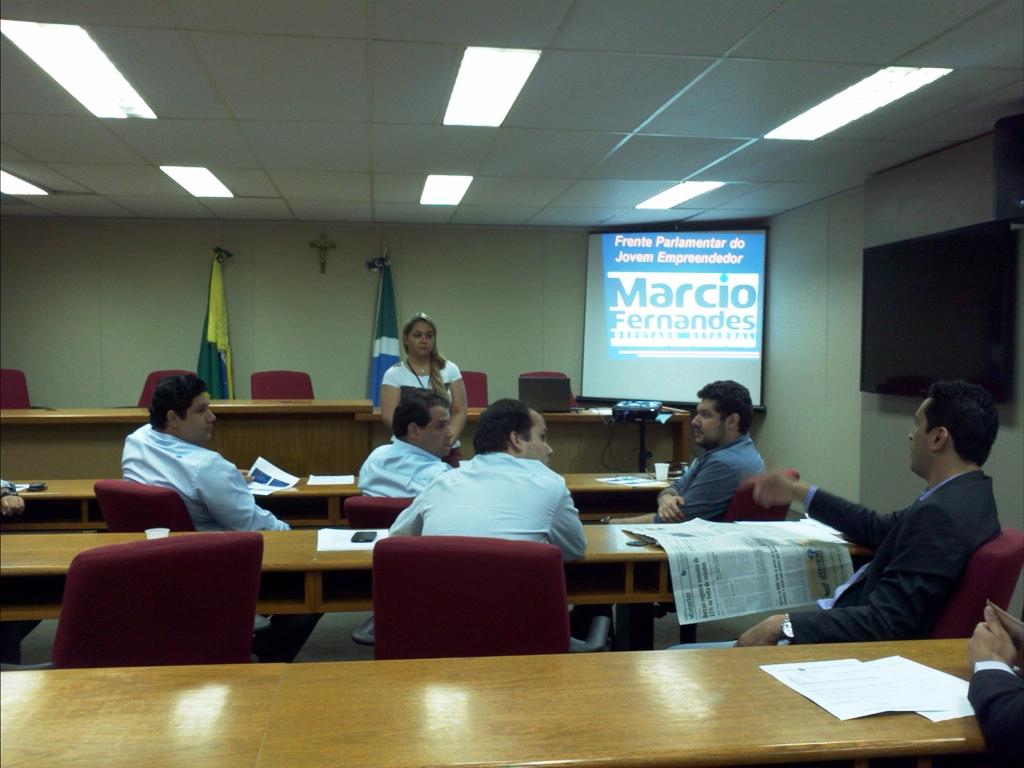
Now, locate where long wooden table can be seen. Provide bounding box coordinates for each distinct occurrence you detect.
[1,403,691,478]
[0,639,984,767]
[0,474,666,531]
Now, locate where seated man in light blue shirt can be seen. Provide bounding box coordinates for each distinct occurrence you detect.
[390,398,585,561]
[617,379,765,524]
[122,374,289,532]
[358,390,453,497]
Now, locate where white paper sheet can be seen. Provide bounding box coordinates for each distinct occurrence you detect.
[247,457,300,496]
[307,475,356,486]
[595,475,666,487]
[316,528,389,551]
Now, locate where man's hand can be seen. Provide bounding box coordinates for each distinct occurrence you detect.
[1,494,25,516]
[239,469,252,484]
[736,613,785,646]
[969,604,1018,667]
[657,492,686,523]
[751,470,808,508]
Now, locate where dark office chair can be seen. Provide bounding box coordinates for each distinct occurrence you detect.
[721,469,800,522]
[51,532,263,668]
[343,495,414,529]
[138,369,193,408]
[460,370,489,407]
[94,479,196,532]
[250,370,314,399]
[0,369,31,408]
[520,370,577,407]
[373,535,608,660]
[930,527,1024,639]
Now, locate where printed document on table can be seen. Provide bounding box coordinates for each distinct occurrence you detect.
[317,528,389,551]
[247,457,299,496]
[626,519,853,624]
[596,475,666,487]
[760,656,973,721]
[307,474,356,485]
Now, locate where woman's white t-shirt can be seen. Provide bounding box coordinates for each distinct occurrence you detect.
[381,361,463,449]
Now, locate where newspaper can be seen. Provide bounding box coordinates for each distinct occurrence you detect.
[624,519,854,624]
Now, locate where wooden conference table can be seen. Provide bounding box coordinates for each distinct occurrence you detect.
[0,401,691,479]
[0,474,667,531]
[0,639,983,767]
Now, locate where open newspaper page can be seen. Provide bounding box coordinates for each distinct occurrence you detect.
[624,520,853,624]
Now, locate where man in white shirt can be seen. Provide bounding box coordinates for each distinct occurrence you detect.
[389,398,585,561]
[121,373,318,662]
[358,390,452,497]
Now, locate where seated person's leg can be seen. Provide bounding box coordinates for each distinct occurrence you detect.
[252,613,322,663]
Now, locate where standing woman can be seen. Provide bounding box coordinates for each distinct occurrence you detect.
[380,312,467,465]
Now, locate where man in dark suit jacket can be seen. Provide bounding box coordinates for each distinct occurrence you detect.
[968,604,1023,764]
[736,380,1001,646]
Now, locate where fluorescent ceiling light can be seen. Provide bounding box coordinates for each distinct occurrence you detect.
[1,170,48,195]
[635,181,725,210]
[160,166,233,198]
[443,46,541,127]
[420,175,473,205]
[766,66,952,141]
[0,19,156,119]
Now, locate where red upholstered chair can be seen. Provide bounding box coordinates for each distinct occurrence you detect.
[520,370,577,407]
[722,469,800,523]
[94,480,196,532]
[51,532,263,668]
[250,370,314,399]
[460,370,489,407]
[344,495,414,529]
[930,527,1024,639]
[0,369,30,408]
[138,369,193,408]
[373,535,574,660]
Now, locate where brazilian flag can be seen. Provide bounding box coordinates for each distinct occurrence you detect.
[196,255,234,399]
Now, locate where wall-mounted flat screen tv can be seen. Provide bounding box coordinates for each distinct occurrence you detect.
[860,220,1018,402]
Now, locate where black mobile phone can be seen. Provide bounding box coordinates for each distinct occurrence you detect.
[351,531,377,543]
[26,482,47,492]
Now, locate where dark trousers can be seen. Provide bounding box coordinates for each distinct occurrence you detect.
[252,613,322,663]
[0,620,40,664]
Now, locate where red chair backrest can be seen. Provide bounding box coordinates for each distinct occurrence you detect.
[461,370,489,407]
[0,369,30,408]
[373,535,570,660]
[520,371,577,407]
[138,369,193,408]
[250,370,314,399]
[52,532,263,668]
[344,495,414,529]
[930,527,1024,639]
[95,479,196,532]
[722,469,800,523]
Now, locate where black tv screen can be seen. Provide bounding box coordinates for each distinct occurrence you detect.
[861,220,1018,403]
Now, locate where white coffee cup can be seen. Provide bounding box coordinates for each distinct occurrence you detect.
[654,462,670,481]
[145,527,170,540]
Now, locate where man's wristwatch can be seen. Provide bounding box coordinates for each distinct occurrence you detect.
[780,613,794,641]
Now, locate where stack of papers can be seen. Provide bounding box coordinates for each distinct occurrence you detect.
[760,655,973,721]
[596,475,666,487]
[317,528,389,551]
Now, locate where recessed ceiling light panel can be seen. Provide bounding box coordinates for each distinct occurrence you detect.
[443,47,541,127]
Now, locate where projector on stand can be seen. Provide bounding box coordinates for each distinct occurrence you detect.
[611,400,663,422]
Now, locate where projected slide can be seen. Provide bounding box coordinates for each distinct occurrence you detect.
[582,230,766,405]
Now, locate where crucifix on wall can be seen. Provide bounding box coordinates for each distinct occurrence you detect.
[309,234,336,274]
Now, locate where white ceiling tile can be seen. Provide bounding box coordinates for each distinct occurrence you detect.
[731,0,994,64]
[212,168,279,197]
[169,0,367,37]
[477,129,624,177]
[47,163,183,195]
[108,195,215,218]
[588,135,748,180]
[554,0,783,55]
[372,125,496,174]
[1,200,55,216]
[241,122,370,171]
[0,116,145,164]
[372,0,572,45]
[372,42,461,125]
[0,163,89,193]
[373,174,426,204]
[203,197,295,220]
[0,0,177,26]
[600,209,699,226]
[507,51,714,131]
[886,83,1024,142]
[720,181,859,210]
[27,194,135,217]
[450,206,541,225]
[1,144,34,163]
[526,207,617,226]
[105,119,259,166]
[899,0,1024,69]
[270,170,370,201]
[551,179,673,208]
[190,32,368,121]
[687,209,775,221]
[373,203,455,224]
[286,200,373,222]
[646,59,877,139]
[462,177,574,207]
